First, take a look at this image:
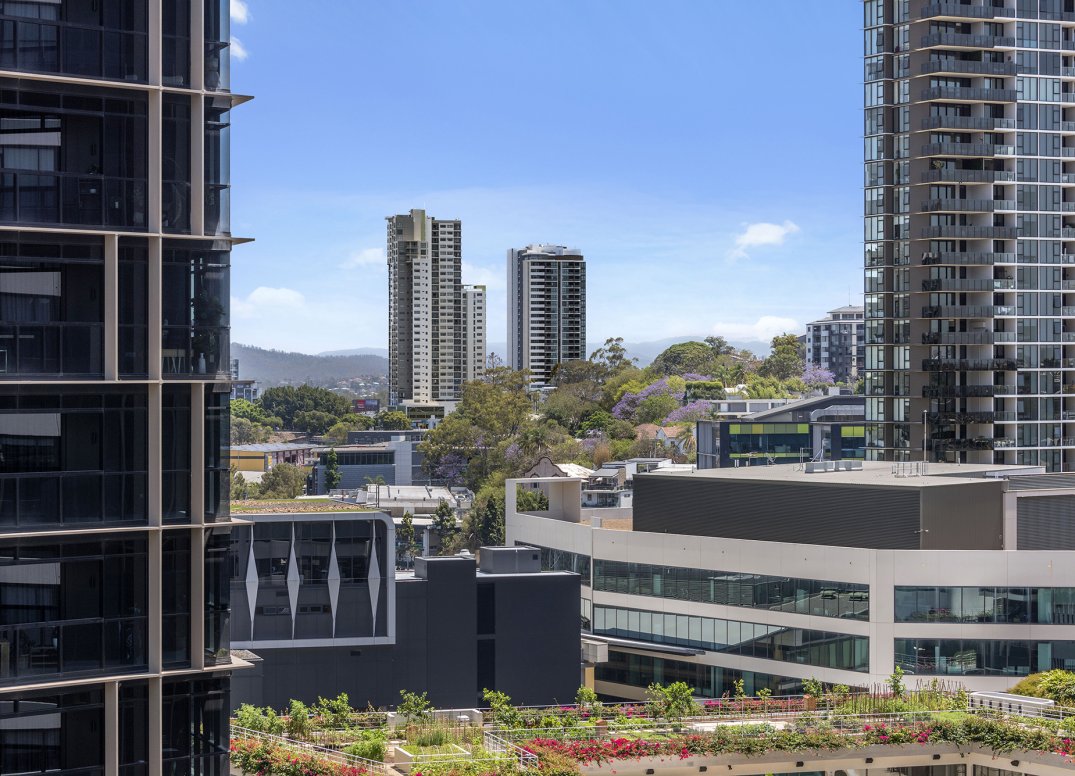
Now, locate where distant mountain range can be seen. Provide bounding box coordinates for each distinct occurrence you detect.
[233,343,388,386]
[237,335,773,387]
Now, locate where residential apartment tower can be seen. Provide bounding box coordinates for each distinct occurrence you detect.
[0,1,245,773]
[805,305,865,383]
[507,244,586,388]
[864,0,1075,469]
[387,210,484,407]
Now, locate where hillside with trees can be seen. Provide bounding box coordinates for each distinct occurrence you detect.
[232,342,388,387]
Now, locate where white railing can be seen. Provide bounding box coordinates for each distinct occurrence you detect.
[483,729,540,769]
[231,725,389,776]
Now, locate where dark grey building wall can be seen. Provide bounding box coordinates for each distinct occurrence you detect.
[633,475,922,549]
[1017,494,1075,550]
[232,559,580,711]
[482,573,580,706]
[920,481,1003,550]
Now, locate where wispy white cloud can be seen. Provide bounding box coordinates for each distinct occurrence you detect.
[462,261,505,292]
[231,0,250,24]
[232,286,305,318]
[231,35,249,61]
[710,315,801,345]
[727,220,800,260]
[340,247,385,270]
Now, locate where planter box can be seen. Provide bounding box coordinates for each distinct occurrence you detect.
[393,743,470,774]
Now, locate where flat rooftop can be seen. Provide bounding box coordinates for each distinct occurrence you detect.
[638,461,1044,488]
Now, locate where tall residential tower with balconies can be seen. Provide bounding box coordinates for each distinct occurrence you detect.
[865,0,1075,470]
[507,244,586,388]
[0,1,246,772]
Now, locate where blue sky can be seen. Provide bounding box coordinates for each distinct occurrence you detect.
[228,1,863,354]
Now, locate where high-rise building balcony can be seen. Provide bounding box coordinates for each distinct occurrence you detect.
[921,168,1015,183]
[933,436,1017,450]
[919,85,1018,102]
[919,32,1016,49]
[921,197,1016,211]
[922,331,1015,344]
[921,304,1014,318]
[920,143,1015,158]
[919,3,1015,20]
[922,384,996,397]
[922,251,1015,265]
[921,115,1016,130]
[921,278,1015,291]
[922,358,1021,371]
[927,411,1016,424]
[920,60,1018,76]
[922,225,1019,239]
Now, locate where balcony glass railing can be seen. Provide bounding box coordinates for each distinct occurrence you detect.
[0,171,148,231]
[0,323,103,378]
[921,197,1015,211]
[921,168,1014,183]
[921,59,1017,76]
[920,3,1015,19]
[920,32,1016,48]
[919,86,1018,102]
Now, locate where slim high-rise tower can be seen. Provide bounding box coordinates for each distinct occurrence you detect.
[864,0,1075,470]
[462,283,487,383]
[0,2,245,772]
[388,209,485,406]
[507,244,586,388]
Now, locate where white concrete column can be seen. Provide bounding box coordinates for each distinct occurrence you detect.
[148,0,162,86]
[103,234,119,381]
[191,0,205,92]
[105,681,119,776]
[191,526,205,671]
[191,95,205,236]
[191,383,205,523]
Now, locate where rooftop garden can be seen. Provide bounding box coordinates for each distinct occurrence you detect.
[229,498,374,514]
[231,679,1075,776]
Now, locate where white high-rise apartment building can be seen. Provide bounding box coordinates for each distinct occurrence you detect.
[507,244,587,387]
[387,209,485,406]
[463,284,487,383]
[805,305,865,384]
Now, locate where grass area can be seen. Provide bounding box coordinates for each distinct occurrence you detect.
[406,744,467,756]
[230,499,374,514]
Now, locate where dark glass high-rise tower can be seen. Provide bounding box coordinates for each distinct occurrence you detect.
[865,0,1075,470]
[0,2,247,773]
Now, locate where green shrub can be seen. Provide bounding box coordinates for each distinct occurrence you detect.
[314,693,353,729]
[234,703,285,735]
[286,699,312,740]
[412,726,452,747]
[398,689,434,724]
[343,729,387,762]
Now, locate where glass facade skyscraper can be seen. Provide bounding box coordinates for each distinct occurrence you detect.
[865,0,1075,469]
[0,2,245,774]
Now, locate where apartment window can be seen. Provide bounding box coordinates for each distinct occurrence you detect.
[0,686,104,775]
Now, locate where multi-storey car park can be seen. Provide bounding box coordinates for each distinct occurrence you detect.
[0,2,248,773]
[864,0,1075,469]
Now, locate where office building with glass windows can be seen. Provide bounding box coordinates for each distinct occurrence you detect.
[863,0,1075,469]
[0,2,247,774]
[507,462,1075,699]
[507,244,586,389]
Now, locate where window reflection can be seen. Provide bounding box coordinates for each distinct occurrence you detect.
[594,604,869,672]
[895,586,1075,624]
[0,386,148,529]
[0,685,105,775]
[596,649,812,698]
[161,241,230,378]
[0,79,148,230]
[895,638,1075,676]
[592,558,869,621]
[0,534,148,684]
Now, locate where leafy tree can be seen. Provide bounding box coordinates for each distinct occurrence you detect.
[541,387,599,433]
[260,385,352,428]
[398,511,419,565]
[231,416,271,445]
[649,341,716,377]
[293,410,338,435]
[635,393,680,425]
[397,690,433,724]
[258,462,307,499]
[478,495,505,546]
[324,415,371,445]
[759,333,805,381]
[432,499,458,549]
[231,398,282,429]
[515,488,549,512]
[704,335,736,357]
[230,464,254,500]
[683,380,726,401]
[802,362,836,389]
[324,448,341,490]
[589,337,636,376]
[376,410,410,430]
[645,681,698,722]
[580,409,614,435]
